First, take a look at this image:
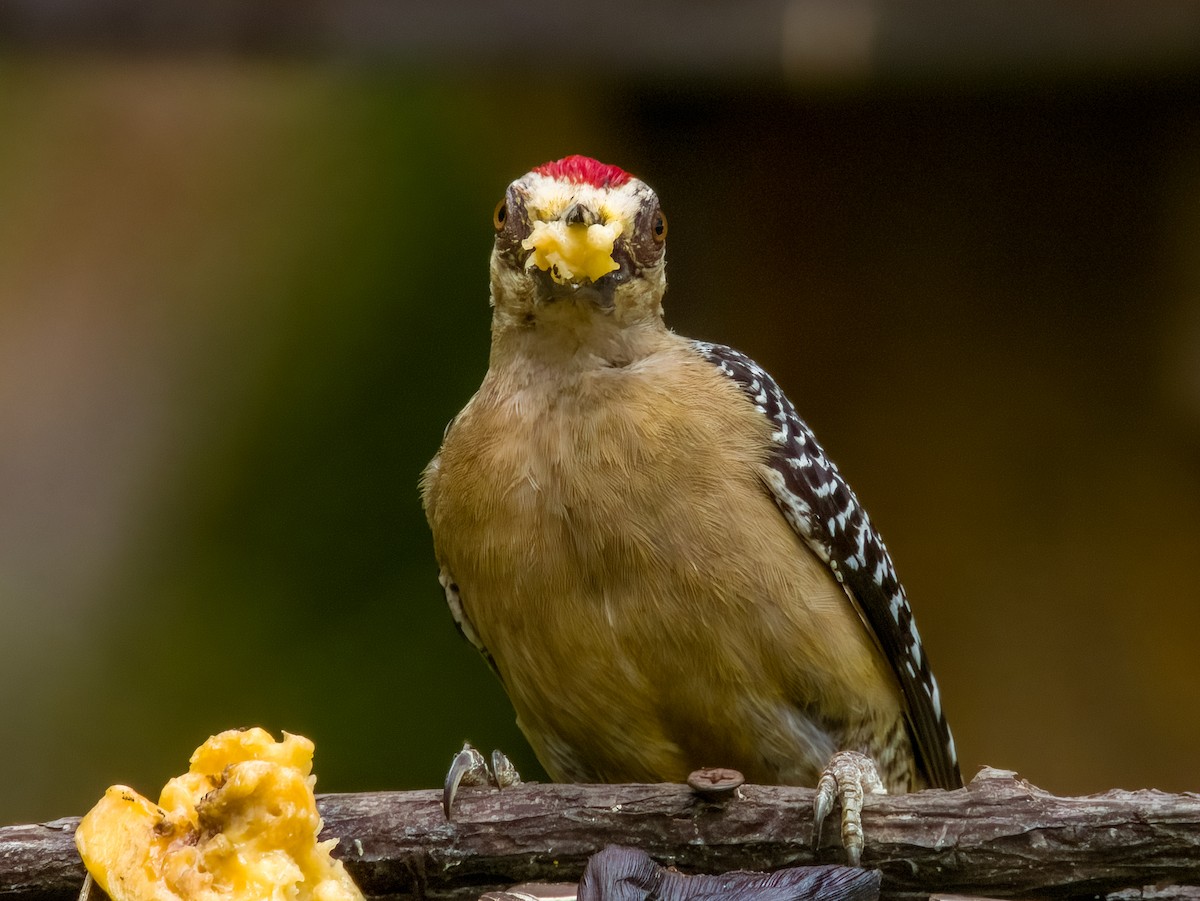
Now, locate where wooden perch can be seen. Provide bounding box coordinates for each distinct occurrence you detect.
[2,768,1199,901]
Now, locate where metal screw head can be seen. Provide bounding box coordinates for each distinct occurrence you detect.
[687,767,745,800]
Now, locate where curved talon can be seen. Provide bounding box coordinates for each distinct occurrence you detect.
[812,750,886,867]
[812,770,838,850]
[443,743,489,819]
[443,744,525,819]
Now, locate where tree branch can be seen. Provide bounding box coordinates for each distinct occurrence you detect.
[2,768,1198,900]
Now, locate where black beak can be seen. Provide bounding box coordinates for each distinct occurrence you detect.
[533,268,616,311]
[563,202,597,227]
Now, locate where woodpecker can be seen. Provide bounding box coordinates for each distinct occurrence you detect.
[421,155,961,862]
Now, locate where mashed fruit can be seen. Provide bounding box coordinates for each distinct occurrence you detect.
[75,728,363,901]
[522,219,623,284]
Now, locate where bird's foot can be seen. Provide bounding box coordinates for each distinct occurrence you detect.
[812,750,886,866]
[442,743,522,819]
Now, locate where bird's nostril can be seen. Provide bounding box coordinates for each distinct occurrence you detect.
[564,202,594,226]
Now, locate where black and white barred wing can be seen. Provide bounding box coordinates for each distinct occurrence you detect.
[694,340,962,790]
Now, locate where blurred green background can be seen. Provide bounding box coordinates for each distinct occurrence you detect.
[3,2,1200,826]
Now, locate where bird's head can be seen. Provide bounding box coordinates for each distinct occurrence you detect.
[488,155,668,338]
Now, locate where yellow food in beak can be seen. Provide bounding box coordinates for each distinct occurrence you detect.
[522,219,623,284]
[75,728,364,901]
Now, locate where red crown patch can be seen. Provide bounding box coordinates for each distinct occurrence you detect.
[532,155,632,188]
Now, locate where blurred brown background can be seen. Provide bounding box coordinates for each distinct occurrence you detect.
[2,1,1199,826]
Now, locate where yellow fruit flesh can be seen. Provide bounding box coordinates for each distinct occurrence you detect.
[75,729,363,901]
[522,218,623,284]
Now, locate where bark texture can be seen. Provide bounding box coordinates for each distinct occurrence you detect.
[2,769,1198,900]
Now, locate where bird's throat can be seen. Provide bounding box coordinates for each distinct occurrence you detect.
[490,299,665,382]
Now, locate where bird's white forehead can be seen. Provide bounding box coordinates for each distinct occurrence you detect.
[518,172,653,227]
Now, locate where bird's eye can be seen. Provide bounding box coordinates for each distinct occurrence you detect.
[652,211,667,242]
[493,200,508,231]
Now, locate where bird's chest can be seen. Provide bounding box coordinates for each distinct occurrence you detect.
[438,375,683,579]
[427,357,783,618]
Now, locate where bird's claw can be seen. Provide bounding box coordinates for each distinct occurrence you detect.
[443,743,522,819]
[490,748,521,788]
[443,744,489,818]
[812,750,886,866]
